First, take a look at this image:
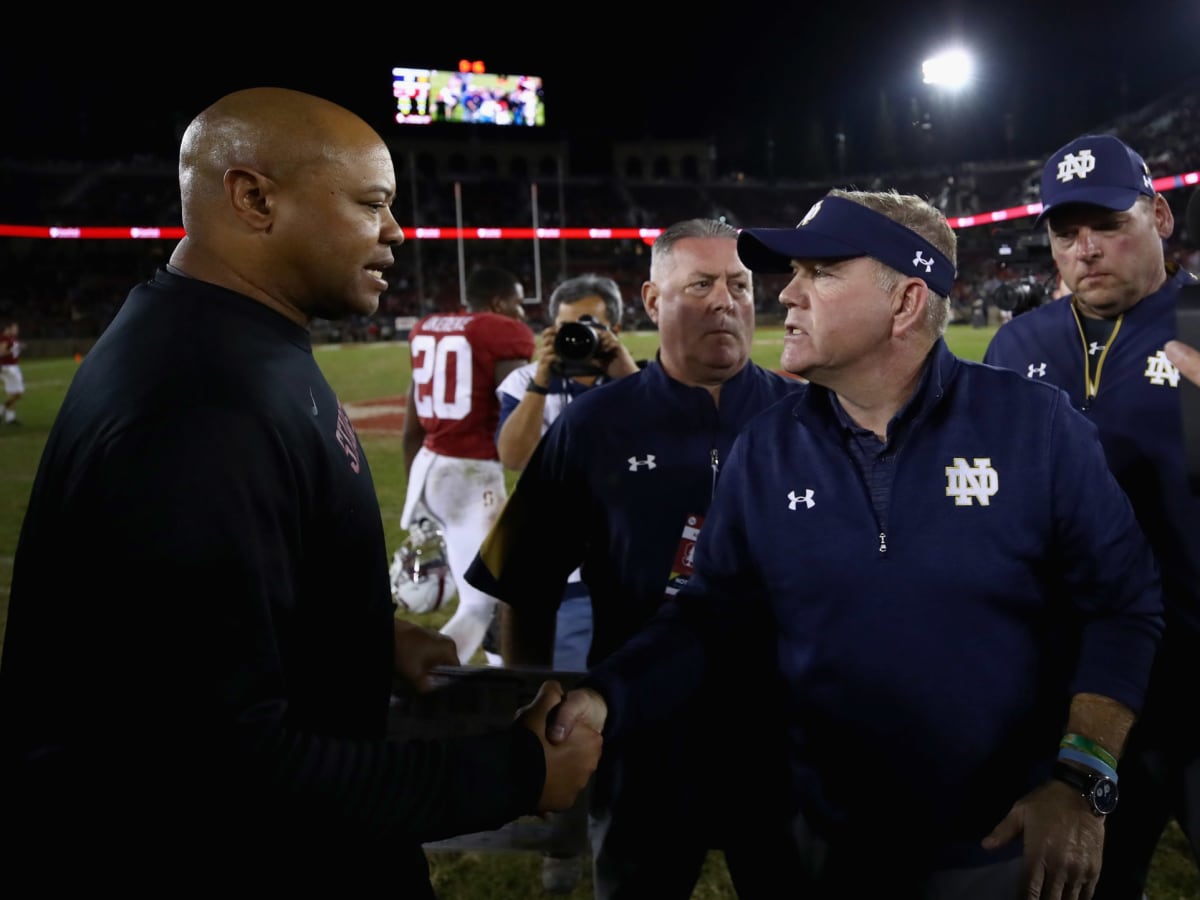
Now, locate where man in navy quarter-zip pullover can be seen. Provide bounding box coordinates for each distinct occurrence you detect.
[466,218,806,898]
[985,134,1200,899]
[548,189,1165,899]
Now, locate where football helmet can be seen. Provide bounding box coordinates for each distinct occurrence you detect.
[390,517,456,614]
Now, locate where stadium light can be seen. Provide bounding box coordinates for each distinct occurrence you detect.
[922,48,975,92]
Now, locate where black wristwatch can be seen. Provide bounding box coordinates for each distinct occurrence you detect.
[1052,760,1119,816]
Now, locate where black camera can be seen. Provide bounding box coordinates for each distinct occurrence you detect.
[552,315,609,376]
[990,276,1053,317]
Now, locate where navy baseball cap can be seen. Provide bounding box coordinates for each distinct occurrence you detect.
[1036,134,1155,225]
[737,194,957,297]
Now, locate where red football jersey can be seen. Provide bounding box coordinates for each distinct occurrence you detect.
[408,311,535,459]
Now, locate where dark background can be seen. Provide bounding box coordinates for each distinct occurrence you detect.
[6,1,1198,179]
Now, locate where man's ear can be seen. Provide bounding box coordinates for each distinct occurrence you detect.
[641,280,661,325]
[1154,194,1176,240]
[892,278,929,335]
[225,167,274,232]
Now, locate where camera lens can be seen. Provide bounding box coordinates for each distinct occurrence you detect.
[554,321,600,362]
[990,280,1048,315]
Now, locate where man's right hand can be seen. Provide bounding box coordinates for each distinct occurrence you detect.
[547,687,608,743]
[1165,339,1200,387]
[532,326,560,386]
[515,680,603,813]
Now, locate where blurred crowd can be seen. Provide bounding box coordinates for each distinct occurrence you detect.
[2,84,1199,346]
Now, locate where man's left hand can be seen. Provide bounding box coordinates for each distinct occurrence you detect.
[392,616,459,694]
[981,778,1106,898]
[596,330,640,379]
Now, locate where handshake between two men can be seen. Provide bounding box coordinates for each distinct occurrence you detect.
[395,618,603,814]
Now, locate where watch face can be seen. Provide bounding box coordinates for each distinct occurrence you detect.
[1092,777,1119,815]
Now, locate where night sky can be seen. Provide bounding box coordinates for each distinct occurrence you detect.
[5,1,1199,179]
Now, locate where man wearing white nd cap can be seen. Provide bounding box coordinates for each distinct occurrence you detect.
[985,133,1200,898]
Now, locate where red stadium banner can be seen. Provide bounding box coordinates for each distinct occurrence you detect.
[2,171,1196,239]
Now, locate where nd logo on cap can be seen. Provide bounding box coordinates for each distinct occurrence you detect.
[1037,134,1156,224]
[1056,149,1097,183]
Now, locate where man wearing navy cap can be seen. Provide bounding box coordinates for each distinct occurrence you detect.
[543,188,1165,898]
[985,134,1200,897]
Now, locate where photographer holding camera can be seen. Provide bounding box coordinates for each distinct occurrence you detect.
[495,273,640,475]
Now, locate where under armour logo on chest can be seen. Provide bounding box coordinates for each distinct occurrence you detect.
[1027,363,1047,378]
[1088,342,1103,356]
[628,455,657,471]
[913,252,934,273]
[787,489,815,510]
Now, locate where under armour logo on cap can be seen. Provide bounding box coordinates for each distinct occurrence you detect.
[736,195,957,297]
[799,201,822,226]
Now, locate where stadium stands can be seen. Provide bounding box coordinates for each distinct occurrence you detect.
[2,80,1198,353]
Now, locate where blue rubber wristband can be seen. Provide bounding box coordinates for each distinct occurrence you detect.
[1057,746,1119,782]
[1060,733,1119,770]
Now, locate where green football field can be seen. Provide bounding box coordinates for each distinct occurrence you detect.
[1,323,1196,898]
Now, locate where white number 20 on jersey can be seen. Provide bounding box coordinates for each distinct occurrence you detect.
[410,333,473,421]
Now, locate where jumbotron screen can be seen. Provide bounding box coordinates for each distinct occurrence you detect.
[392,61,545,127]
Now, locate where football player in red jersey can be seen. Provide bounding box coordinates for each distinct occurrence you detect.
[0,322,23,425]
[400,266,535,664]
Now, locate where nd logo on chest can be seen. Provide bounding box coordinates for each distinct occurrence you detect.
[945,457,998,506]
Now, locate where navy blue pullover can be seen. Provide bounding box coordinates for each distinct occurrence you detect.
[985,266,1200,640]
[581,340,1163,869]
